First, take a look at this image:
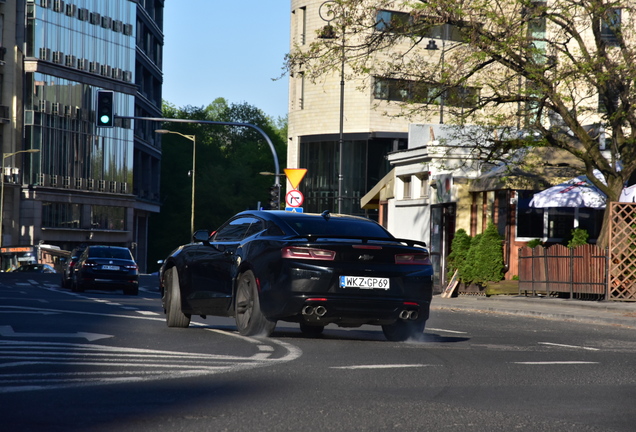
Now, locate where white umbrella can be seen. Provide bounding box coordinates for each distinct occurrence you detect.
[529,170,607,209]
[619,184,636,203]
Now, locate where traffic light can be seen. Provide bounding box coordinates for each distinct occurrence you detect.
[96,90,114,127]
[269,185,280,210]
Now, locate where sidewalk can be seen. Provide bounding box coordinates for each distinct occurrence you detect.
[431,294,636,329]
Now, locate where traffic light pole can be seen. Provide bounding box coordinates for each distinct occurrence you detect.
[116,116,281,207]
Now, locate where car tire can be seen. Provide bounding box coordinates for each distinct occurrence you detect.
[299,323,324,337]
[124,286,139,296]
[234,270,276,337]
[164,267,191,328]
[382,317,426,342]
[72,279,85,293]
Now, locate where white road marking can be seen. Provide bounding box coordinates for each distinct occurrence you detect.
[136,310,159,316]
[539,342,600,351]
[513,361,599,365]
[331,364,435,370]
[427,327,468,334]
[0,325,112,342]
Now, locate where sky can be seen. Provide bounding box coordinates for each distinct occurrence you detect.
[162,1,291,119]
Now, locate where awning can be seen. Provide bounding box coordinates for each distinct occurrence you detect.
[360,168,395,209]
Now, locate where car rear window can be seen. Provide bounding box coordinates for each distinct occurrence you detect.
[89,247,132,260]
[285,216,392,238]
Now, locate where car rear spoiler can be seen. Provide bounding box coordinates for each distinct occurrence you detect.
[288,234,427,249]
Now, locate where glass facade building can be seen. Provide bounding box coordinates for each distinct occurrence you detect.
[2,0,165,272]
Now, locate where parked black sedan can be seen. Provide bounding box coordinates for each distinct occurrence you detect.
[72,245,139,295]
[160,210,434,341]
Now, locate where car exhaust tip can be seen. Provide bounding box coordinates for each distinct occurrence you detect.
[409,311,418,320]
[399,310,410,320]
[314,305,327,317]
[302,306,315,316]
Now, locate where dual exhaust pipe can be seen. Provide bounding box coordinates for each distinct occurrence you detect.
[303,305,417,320]
[302,305,327,317]
[399,309,419,320]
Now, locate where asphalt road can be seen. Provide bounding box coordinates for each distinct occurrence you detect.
[1,274,635,431]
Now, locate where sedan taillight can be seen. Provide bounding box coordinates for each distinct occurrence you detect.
[395,253,431,265]
[282,246,336,261]
[124,264,138,270]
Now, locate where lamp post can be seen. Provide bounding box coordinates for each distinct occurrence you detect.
[0,149,40,248]
[319,0,346,214]
[155,129,196,235]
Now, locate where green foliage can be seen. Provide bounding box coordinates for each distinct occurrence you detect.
[147,99,287,268]
[446,229,471,280]
[461,233,482,284]
[470,223,505,285]
[454,223,504,286]
[567,228,589,248]
[526,238,543,248]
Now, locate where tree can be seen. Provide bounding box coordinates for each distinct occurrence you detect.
[287,0,636,247]
[446,228,471,280]
[147,99,287,269]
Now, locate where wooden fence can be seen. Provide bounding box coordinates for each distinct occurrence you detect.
[518,244,608,299]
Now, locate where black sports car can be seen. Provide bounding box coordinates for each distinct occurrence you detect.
[160,210,434,341]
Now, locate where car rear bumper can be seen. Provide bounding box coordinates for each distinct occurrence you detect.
[267,294,431,327]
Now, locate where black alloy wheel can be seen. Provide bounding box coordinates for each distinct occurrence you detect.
[234,270,276,337]
[164,267,191,328]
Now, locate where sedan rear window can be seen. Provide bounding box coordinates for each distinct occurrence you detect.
[286,217,391,238]
[88,247,133,260]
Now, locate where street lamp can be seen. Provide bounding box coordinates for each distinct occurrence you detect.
[0,149,40,248]
[319,0,346,214]
[155,129,196,235]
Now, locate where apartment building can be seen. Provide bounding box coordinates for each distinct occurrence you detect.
[0,0,163,272]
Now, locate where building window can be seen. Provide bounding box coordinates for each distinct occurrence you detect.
[374,77,479,108]
[376,10,465,42]
[42,202,81,229]
[601,8,621,46]
[376,10,411,32]
[401,176,412,199]
[91,206,126,231]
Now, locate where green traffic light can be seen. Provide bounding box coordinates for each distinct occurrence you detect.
[100,115,111,124]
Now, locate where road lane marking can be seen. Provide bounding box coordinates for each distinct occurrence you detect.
[0,325,112,342]
[331,364,435,370]
[513,361,599,365]
[539,342,600,351]
[427,327,468,334]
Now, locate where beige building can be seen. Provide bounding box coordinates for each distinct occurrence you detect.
[288,0,447,217]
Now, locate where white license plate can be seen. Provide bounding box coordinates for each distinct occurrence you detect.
[339,276,390,290]
[101,265,120,270]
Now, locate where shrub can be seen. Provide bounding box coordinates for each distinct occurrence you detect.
[526,238,542,248]
[469,222,504,285]
[446,229,471,280]
[567,228,589,248]
[461,233,482,284]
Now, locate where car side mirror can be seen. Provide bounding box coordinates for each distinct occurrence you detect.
[193,230,211,243]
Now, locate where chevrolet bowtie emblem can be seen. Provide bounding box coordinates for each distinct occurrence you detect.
[359,254,373,261]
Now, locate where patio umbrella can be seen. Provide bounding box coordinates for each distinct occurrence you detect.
[529,170,607,208]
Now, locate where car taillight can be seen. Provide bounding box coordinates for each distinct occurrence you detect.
[124,264,138,270]
[282,246,336,261]
[395,253,431,265]
[82,261,97,268]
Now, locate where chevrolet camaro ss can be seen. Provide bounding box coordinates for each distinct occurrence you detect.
[159,210,434,341]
